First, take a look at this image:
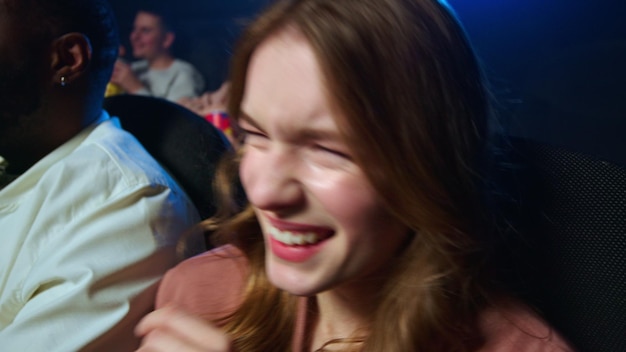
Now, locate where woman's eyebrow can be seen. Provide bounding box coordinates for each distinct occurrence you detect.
[238,110,343,143]
[299,127,343,142]
[237,111,265,132]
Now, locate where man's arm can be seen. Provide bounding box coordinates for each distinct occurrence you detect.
[0,184,197,351]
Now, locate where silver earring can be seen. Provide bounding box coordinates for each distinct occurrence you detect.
[60,76,66,87]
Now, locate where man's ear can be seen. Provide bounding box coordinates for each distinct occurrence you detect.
[50,33,93,86]
[162,31,175,51]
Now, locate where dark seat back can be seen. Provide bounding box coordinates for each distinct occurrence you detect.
[498,137,626,352]
[103,94,232,221]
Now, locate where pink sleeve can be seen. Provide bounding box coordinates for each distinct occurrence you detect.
[479,299,575,352]
[155,245,249,322]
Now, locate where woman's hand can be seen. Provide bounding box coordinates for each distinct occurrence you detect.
[207,81,231,112]
[177,81,231,117]
[135,306,231,352]
[178,93,212,116]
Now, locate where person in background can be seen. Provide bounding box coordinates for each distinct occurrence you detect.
[105,44,127,97]
[110,4,205,102]
[134,0,574,351]
[0,0,201,350]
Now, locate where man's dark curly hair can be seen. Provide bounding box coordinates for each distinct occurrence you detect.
[4,0,120,88]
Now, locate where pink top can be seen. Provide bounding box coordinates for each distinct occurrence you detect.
[156,246,574,351]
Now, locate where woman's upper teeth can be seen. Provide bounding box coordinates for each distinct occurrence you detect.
[270,226,324,245]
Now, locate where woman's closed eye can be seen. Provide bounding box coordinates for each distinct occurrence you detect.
[308,143,354,168]
[240,128,270,149]
[313,144,351,159]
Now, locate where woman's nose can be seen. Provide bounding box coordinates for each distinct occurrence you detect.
[241,149,305,212]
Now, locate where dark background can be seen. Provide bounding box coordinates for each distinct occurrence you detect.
[108,0,626,166]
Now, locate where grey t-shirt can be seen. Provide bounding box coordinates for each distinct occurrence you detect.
[131,59,205,102]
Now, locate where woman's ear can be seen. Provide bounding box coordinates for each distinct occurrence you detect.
[50,32,93,86]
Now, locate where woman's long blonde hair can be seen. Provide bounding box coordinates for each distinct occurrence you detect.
[206,0,499,350]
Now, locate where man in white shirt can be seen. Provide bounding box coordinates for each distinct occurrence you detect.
[110,5,205,102]
[0,0,202,350]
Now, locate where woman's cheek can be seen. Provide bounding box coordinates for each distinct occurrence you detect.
[239,149,259,190]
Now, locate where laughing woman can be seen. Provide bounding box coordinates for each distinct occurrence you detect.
[135,0,573,351]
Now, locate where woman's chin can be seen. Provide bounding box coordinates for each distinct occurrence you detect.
[266,263,326,297]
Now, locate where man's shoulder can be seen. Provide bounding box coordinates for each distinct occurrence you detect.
[170,59,202,75]
[78,117,177,189]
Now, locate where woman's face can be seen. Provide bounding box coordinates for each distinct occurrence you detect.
[239,27,409,296]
